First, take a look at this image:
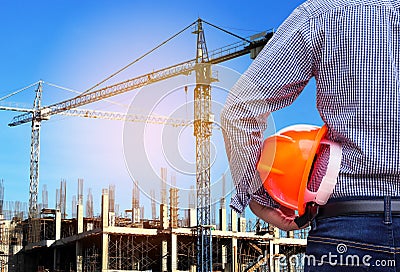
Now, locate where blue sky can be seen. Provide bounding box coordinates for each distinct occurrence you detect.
[0,1,322,220]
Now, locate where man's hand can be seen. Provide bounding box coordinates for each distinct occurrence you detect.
[249,199,300,231]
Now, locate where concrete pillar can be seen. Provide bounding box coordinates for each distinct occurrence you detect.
[274,244,280,272]
[171,233,177,271]
[76,241,83,272]
[238,217,246,232]
[55,210,61,240]
[101,189,109,272]
[221,244,227,270]
[219,208,226,231]
[133,207,140,223]
[109,211,115,227]
[102,233,109,272]
[160,204,168,230]
[102,190,109,228]
[269,240,274,272]
[77,204,84,234]
[274,227,280,238]
[53,213,61,272]
[188,208,197,227]
[231,211,237,232]
[161,239,168,272]
[231,237,238,272]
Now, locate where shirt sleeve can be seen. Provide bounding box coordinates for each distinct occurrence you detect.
[221,6,314,214]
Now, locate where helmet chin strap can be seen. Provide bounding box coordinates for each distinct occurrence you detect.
[294,202,319,228]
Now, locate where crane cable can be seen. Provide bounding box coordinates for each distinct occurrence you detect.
[79,20,198,97]
[202,20,252,44]
[2,20,252,106]
[0,81,41,102]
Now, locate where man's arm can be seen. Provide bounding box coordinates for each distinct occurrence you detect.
[221,5,314,226]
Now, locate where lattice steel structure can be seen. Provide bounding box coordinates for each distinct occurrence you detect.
[29,81,44,218]
[193,19,214,272]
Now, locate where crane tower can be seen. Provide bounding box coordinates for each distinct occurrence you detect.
[193,19,214,272]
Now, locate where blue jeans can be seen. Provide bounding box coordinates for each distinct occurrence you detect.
[304,198,400,271]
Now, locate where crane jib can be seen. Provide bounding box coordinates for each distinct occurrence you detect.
[8,31,273,127]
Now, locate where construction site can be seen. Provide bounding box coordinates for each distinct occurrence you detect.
[0,175,308,272]
[0,18,309,271]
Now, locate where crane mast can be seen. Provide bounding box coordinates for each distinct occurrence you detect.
[193,19,213,272]
[29,81,43,218]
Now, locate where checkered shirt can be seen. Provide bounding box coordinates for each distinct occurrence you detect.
[221,0,400,214]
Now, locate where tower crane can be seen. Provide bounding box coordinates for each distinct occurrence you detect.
[6,19,273,271]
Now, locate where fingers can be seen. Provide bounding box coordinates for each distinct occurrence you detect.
[279,205,296,218]
[267,208,300,231]
[249,200,300,231]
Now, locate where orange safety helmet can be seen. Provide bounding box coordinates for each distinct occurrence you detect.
[257,124,342,215]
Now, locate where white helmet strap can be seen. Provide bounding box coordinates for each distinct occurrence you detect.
[303,139,343,205]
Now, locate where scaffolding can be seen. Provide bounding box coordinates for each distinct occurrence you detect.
[108,234,159,270]
[83,244,101,272]
[0,182,308,272]
[3,201,26,221]
[0,180,308,272]
[39,213,55,241]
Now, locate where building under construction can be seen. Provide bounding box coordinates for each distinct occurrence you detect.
[0,177,308,272]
